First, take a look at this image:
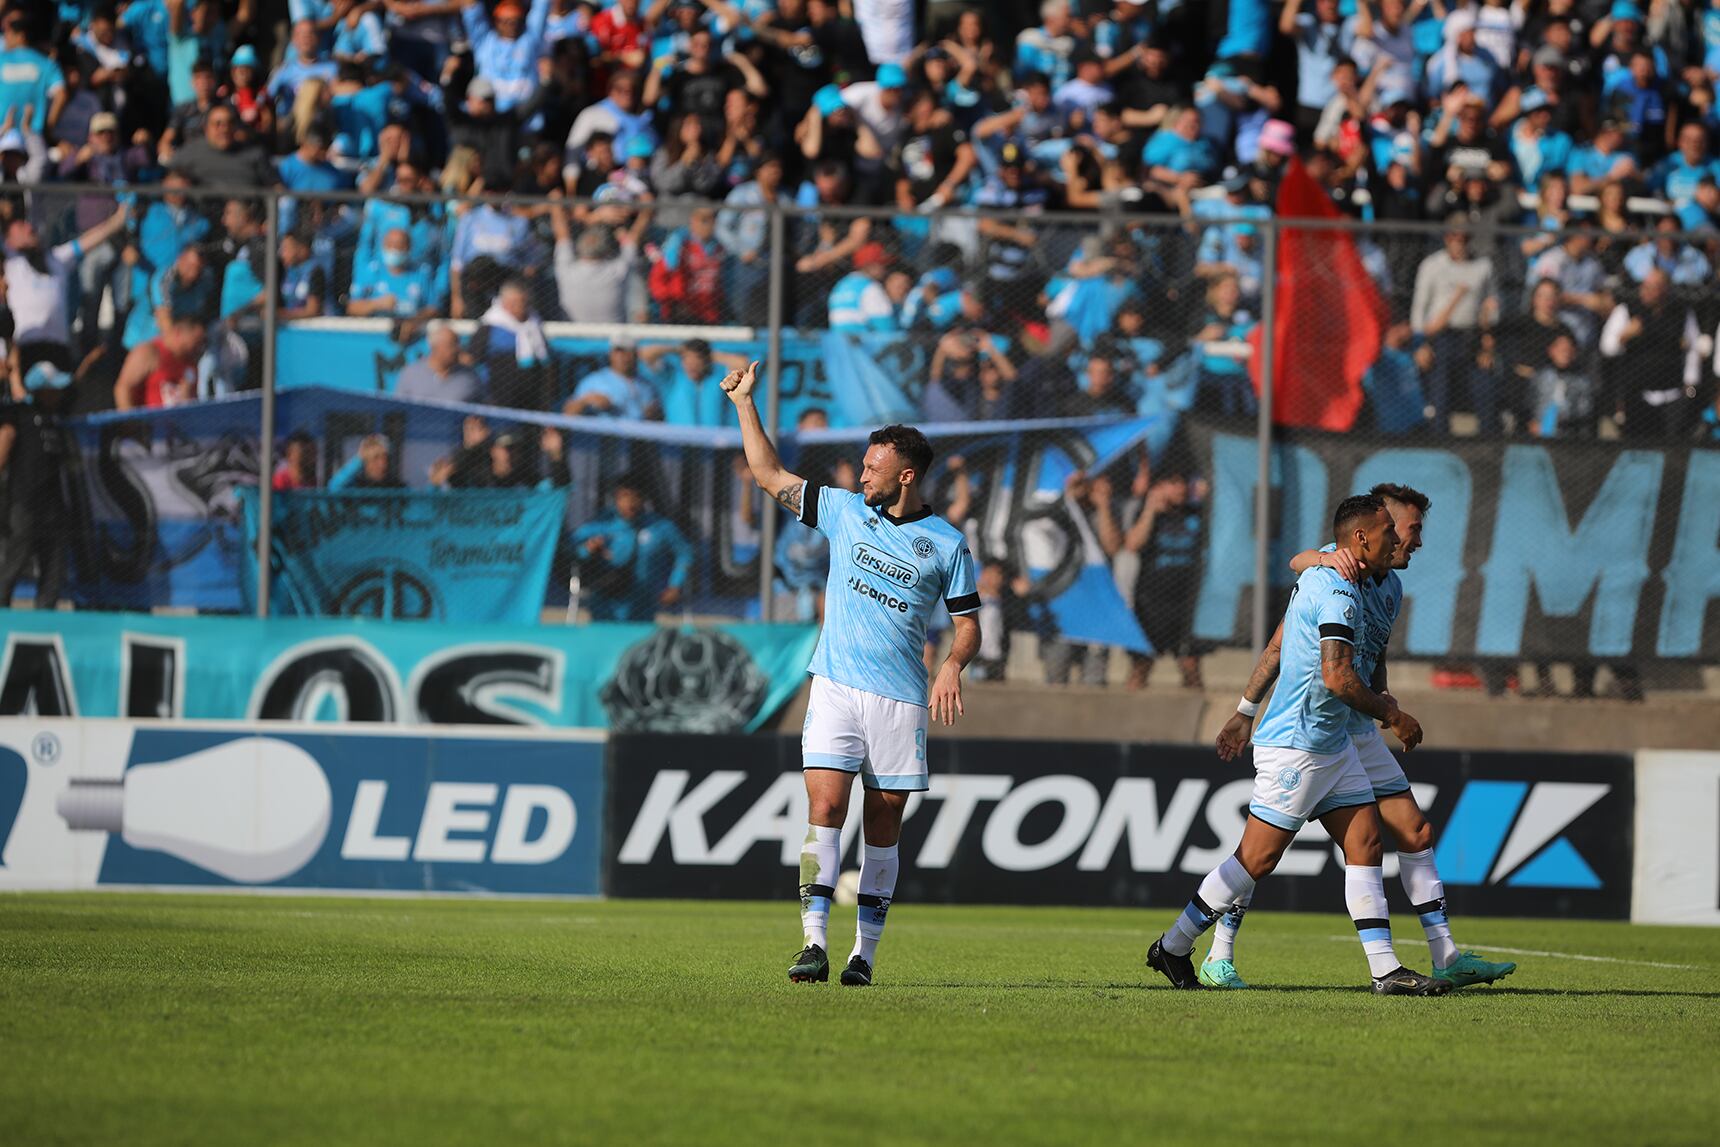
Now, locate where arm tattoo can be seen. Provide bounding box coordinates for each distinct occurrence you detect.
[1243,631,1283,704]
[774,483,803,516]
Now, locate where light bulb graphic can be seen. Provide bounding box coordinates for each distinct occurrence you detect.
[57,738,333,884]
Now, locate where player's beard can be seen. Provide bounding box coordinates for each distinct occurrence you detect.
[864,480,900,509]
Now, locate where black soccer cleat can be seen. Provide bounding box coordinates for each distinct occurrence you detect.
[839,955,873,987]
[1146,937,1201,989]
[1371,966,1454,996]
[789,944,829,983]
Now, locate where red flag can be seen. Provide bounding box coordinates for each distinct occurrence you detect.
[1247,158,1387,431]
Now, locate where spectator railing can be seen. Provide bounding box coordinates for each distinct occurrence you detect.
[5,181,1716,693]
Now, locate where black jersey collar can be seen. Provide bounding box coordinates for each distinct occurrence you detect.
[878,504,935,526]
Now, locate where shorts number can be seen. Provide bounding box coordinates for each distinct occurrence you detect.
[914,728,926,762]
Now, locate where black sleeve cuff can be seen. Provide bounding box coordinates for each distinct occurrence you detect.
[946,593,981,615]
[799,481,820,527]
[1319,623,1355,643]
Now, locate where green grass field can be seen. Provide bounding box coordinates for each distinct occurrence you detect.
[3,894,1717,1146]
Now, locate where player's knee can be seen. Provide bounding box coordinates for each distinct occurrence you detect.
[807,794,848,825]
[1400,819,1434,854]
[1344,825,1383,866]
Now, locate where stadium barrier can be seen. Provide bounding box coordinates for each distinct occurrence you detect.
[6,718,1712,924]
[0,720,605,894]
[1631,752,1720,927]
[0,611,816,733]
[606,735,1634,920]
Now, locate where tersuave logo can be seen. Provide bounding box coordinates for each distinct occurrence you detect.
[851,543,919,588]
[1433,780,1610,888]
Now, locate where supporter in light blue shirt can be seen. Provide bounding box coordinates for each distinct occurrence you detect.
[1142,112,1218,181]
[1508,91,1572,191]
[347,229,439,318]
[136,173,211,274]
[1285,0,1355,115]
[641,339,737,428]
[1014,4,1078,90]
[1653,124,1720,206]
[572,478,695,622]
[464,0,552,113]
[828,246,898,333]
[268,20,340,113]
[121,0,171,78]
[0,38,65,135]
[333,5,388,64]
[1622,220,1713,286]
[567,342,662,420]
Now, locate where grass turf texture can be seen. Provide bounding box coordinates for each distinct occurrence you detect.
[3,895,1718,1146]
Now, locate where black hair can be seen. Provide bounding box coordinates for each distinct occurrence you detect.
[1332,493,1386,540]
[612,470,647,496]
[868,424,934,477]
[1368,482,1431,516]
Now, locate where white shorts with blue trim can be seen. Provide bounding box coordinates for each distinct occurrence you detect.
[1249,743,1373,832]
[801,675,928,792]
[1350,725,1411,798]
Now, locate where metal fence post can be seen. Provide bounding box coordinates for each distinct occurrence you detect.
[1251,218,1278,655]
[255,192,280,618]
[757,205,786,621]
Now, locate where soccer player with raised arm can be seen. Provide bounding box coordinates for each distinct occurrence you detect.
[722,361,981,988]
[1204,483,1518,990]
[1147,494,1452,996]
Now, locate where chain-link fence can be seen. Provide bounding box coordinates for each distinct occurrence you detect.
[4,183,1716,695]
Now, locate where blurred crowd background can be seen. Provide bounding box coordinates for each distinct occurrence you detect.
[2,0,1719,698]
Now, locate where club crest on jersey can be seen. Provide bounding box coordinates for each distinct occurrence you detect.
[912,536,935,559]
[1277,766,1303,792]
[1344,605,1356,622]
[852,542,919,588]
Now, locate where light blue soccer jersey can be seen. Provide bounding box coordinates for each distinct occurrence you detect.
[1316,543,1405,735]
[802,483,978,706]
[1252,566,1363,755]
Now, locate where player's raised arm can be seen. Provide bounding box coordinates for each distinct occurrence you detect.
[722,360,808,517]
[1216,619,1284,761]
[1321,639,1422,751]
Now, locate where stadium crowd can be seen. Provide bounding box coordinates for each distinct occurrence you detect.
[0,0,1716,695]
[0,0,1713,439]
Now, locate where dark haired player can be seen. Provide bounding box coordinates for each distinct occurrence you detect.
[1147,495,1452,996]
[722,361,981,988]
[1205,483,1517,990]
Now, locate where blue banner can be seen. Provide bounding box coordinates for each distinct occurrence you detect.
[235,487,566,624]
[0,722,607,894]
[1186,421,1720,661]
[0,611,819,733]
[56,390,1159,651]
[275,325,938,429]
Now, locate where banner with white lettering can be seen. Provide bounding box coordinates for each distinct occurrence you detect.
[0,611,818,734]
[0,721,605,894]
[606,736,1634,918]
[1187,420,1720,661]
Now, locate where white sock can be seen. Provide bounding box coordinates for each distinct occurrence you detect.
[1345,864,1401,978]
[798,824,839,950]
[1207,890,1253,963]
[1398,848,1460,969]
[852,842,899,965]
[1164,856,1255,957]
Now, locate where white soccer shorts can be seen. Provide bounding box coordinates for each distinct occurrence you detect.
[1248,742,1374,832]
[1350,724,1412,799]
[801,675,929,792]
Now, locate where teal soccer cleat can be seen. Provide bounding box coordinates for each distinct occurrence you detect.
[788,944,829,983]
[1433,951,1518,988]
[1197,959,1249,989]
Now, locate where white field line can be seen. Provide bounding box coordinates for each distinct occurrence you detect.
[1326,936,1702,971]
